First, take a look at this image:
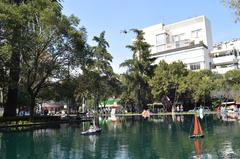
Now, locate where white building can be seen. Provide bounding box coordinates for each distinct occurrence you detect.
[210,39,240,74]
[142,16,213,70]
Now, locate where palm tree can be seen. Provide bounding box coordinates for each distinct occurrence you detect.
[120,29,155,111]
[91,31,114,111]
[92,31,113,75]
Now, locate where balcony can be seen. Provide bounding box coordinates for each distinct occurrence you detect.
[154,39,198,54]
[166,39,193,50]
[212,66,236,74]
[212,55,237,65]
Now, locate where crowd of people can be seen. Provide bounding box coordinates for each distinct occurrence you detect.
[172,105,184,113]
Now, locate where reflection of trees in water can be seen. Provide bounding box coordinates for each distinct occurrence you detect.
[88,116,240,159]
[218,141,239,158]
[0,127,77,159]
[95,124,123,159]
[0,131,52,159]
[123,115,219,158]
[1,115,240,158]
[1,133,17,159]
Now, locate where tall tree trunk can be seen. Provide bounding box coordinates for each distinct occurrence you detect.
[137,83,143,112]
[4,27,21,117]
[94,91,99,112]
[29,95,36,117]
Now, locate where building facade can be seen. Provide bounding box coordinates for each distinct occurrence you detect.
[142,16,213,71]
[210,39,240,74]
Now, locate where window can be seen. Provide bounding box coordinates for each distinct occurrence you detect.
[174,41,180,48]
[191,29,202,38]
[220,65,228,68]
[156,45,165,52]
[173,34,185,42]
[190,63,200,70]
[156,33,166,45]
[173,34,185,48]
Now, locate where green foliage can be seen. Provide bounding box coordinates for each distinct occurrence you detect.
[0,0,88,116]
[224,70,240,101]
[120,29,155,110]
[18,1,87,115]
[211,98,222,108]
[150,61,188,98]
[0,45,10,92]
[91,31,113,76]
[210,70,240,104]
[185,70,215,104]
[150,62,220,109]
[0,0,33,116]
[149,61,188,110]
[222,0,240,22]
[75,31,118,110]
[225,69,240,84]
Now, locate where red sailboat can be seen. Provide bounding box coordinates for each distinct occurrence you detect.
[194,139,202,157]
[189,113,204,138]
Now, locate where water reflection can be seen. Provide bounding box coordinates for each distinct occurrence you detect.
[1,133,17,159]
[219,112,240,122]
[1,115,240,158]
[171,113,185,123]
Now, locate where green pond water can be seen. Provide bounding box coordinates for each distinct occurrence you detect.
[1,114,240,159]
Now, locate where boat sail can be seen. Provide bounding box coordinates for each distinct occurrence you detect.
[189,113,204,138]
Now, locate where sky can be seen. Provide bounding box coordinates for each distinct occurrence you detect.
[62,0,240,73]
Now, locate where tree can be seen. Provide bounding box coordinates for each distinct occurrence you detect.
[223,0,240,22]
[224,70,240,101]
[20,8,86,115]
[149,61,188,111]
[75,31,115,111]
[185,70,215,107]
[120,29,155,111]
[91,31,114,110]
[118,74,135,112]
[0,43,10,108]
[0,0,62,116]
[0,0,88,116]
[92,31,113,76]
[0,0,25,116]
[210,70,240,106]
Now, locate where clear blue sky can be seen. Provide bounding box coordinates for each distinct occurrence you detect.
[62,0,240,73]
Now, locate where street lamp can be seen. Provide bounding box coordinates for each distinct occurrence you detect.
[0,87,3,117]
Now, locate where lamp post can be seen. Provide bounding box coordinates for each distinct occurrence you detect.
[0,87,3,117]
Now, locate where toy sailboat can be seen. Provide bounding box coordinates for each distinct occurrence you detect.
[189,114,205,138]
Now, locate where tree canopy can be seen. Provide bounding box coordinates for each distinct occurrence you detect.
[120,29,155,111]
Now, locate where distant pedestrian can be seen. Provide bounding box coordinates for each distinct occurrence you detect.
[44,108,48,116]
[180,105,184,112]
[176,106,180,112]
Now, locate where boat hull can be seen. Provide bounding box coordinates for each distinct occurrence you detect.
[81,128,102,135]
[189,134,205,139]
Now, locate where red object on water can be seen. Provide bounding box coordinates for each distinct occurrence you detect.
[194,139,202,156]
[193,114,203,135]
